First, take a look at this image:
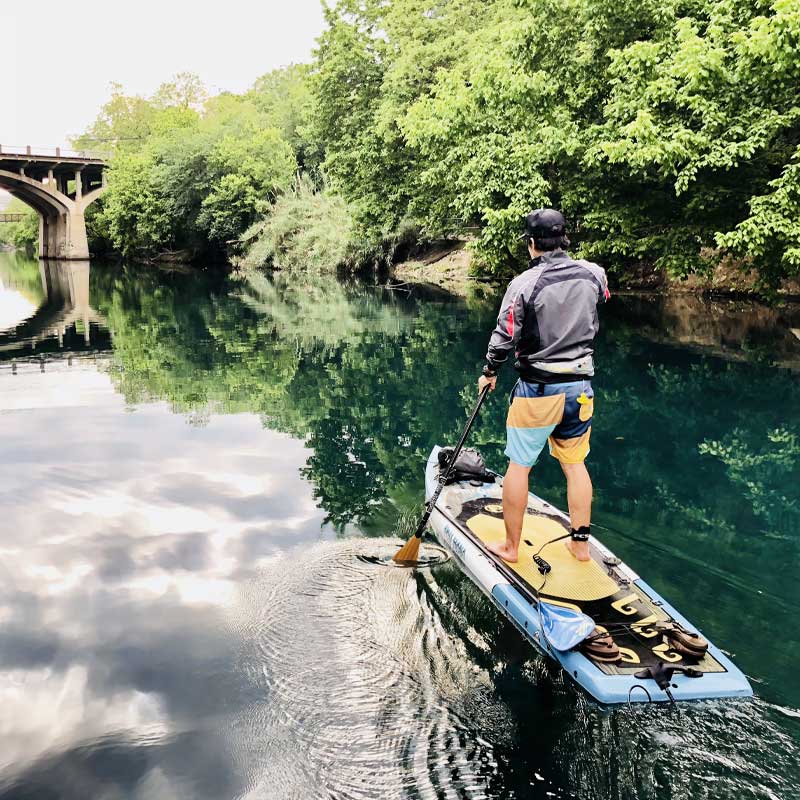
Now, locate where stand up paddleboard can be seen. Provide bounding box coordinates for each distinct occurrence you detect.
[424,446,753,704]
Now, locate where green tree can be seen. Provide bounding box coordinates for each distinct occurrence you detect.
[73,0,800,285]
[240,176,354,271]
[250,64,318,173]
[80,73,298,259]
[101,150,176,256]
[0,199,38,251]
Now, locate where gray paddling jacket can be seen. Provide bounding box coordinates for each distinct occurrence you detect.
[485,250,609,383]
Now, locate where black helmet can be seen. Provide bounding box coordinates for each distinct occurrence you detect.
[519,208,567,240]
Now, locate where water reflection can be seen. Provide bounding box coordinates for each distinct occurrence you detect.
[0,256,111,364]
[0,283,37,332]
[0,252,798,798]
[0,395,332,797]
[611,292,800,370]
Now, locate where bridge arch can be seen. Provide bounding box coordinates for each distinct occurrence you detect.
[0,169,73,216]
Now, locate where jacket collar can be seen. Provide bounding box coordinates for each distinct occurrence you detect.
[529,249,568,269]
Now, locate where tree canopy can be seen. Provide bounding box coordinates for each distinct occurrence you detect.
[74,0,800,287]
[310,0,800,286]
[0,199,37,251]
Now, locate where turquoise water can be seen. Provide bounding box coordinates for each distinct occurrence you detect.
[0,252,798,799]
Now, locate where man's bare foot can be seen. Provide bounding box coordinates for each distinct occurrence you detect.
[566,539,591,562]
[486,540,519,563]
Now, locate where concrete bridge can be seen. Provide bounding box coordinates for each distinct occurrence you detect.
[0,145,108,259]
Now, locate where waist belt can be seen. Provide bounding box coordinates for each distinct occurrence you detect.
[530,355,594,376]
[517,355,595,383]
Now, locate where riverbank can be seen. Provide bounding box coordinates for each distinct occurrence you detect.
[392,240,800,299]
[392,241,800,372]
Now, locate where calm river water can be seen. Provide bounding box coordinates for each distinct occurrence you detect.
[0,252,799,799]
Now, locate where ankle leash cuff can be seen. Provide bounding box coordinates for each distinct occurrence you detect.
[570,526,590,542]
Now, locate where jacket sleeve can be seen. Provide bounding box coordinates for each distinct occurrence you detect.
[485,281,525,372]
[598,267,611,304]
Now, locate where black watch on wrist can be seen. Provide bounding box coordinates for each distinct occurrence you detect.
[482,365,497,378]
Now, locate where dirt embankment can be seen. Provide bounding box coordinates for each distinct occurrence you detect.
[392,240,800,299]
[391,240,479,294]
[613,256,800,297]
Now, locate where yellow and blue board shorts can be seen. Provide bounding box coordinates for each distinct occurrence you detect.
[506,379,594,467]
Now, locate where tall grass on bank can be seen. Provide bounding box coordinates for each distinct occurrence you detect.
[239,176,425,274]
[240,177,352,271]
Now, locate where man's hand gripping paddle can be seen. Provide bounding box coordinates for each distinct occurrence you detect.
[392,385,491,564]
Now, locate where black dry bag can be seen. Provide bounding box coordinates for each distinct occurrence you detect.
[437,447,496,485]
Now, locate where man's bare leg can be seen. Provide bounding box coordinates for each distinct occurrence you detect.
[486,461,530,563]
[561,461,592,561]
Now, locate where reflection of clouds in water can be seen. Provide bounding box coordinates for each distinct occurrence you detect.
[232,542,506,800]
[0,284,37,331]
[0,666,166,773]
[0,369,329,787]
[1,369,798,798]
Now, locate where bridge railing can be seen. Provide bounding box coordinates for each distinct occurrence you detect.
[0,144,110,161]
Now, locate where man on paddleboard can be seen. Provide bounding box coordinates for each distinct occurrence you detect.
[477,209,609,563]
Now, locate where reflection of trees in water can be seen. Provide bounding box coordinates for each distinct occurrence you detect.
[586,341,800,702]
[89,265,799,549]
[232,271,487,522]
[0,252,46,306]
[237,271,414,351]
[607,293,800,371]
[596,353,800,540]
[87,264,800,696]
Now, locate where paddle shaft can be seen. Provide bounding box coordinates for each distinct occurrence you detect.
[412,384,491,539]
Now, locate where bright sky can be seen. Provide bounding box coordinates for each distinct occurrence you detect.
[0,1,326,150]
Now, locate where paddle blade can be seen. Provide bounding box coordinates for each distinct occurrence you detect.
[392,534,422,564]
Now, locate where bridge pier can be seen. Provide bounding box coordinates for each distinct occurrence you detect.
[35,209,90,259]
[39,214,51,258]
[22,201,93,260]
[54,209,90,260]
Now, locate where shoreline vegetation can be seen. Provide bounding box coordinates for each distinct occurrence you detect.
[3,0,798,299]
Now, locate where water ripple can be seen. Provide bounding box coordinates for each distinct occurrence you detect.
[228,540,800,800]
[229,541,500,799]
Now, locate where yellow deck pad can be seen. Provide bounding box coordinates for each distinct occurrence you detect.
[467,512,619,602]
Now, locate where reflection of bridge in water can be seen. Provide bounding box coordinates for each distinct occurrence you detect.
[0,260,112,368]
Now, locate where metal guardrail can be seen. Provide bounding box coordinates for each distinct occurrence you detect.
[0,352,113,374]
[0,145,110,161]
